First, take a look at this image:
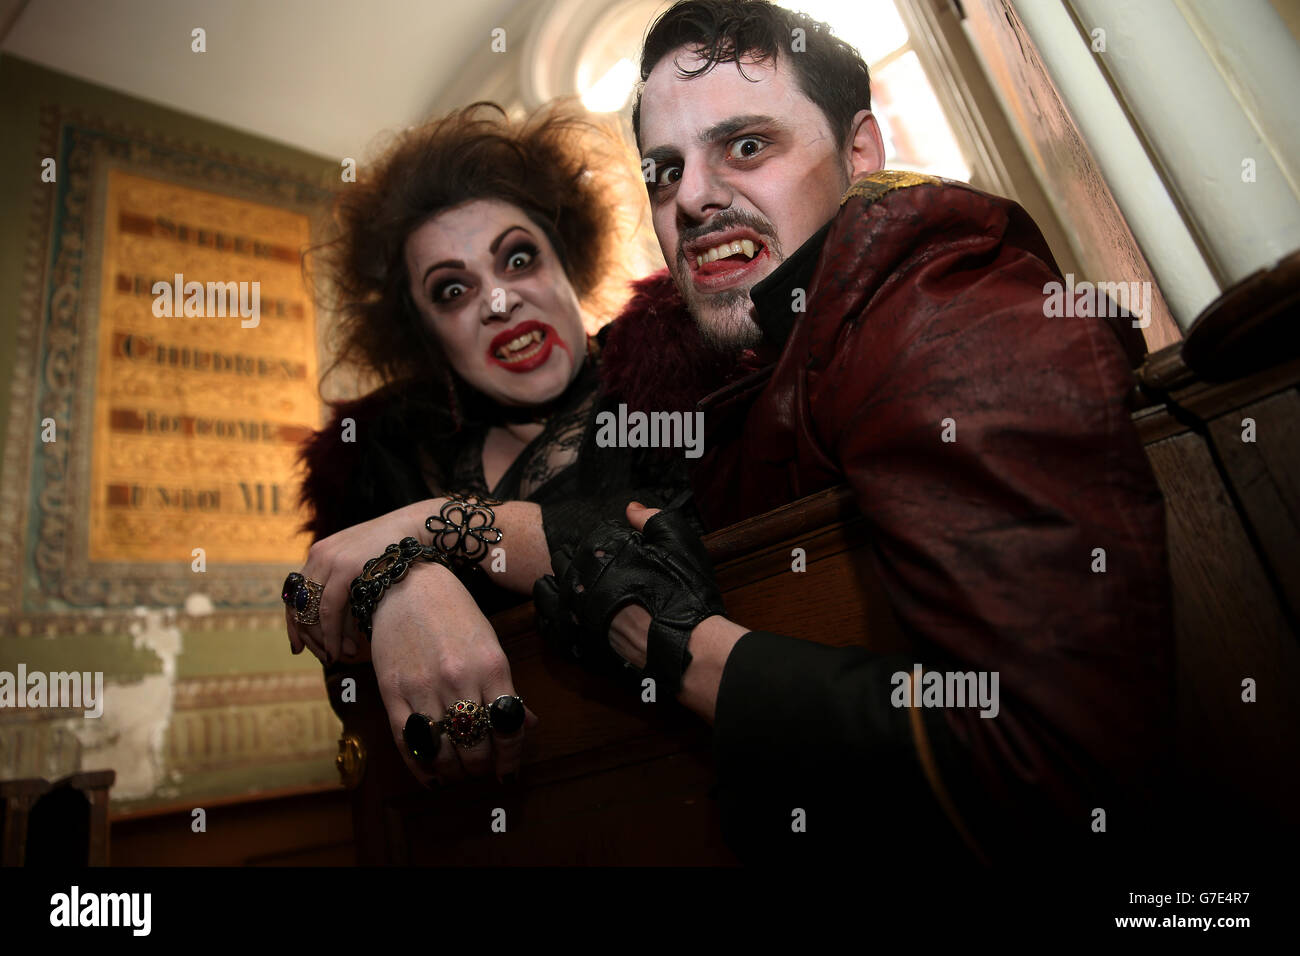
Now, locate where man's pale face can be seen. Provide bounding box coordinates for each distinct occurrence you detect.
[639,49,854,349]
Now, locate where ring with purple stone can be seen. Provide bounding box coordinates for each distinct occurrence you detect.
[281,572,305,607]
[487,695,525,735]
[291,577,324,625]
[441,699,491,749]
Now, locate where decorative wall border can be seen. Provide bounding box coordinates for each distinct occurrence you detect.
[0,107,59,621]
[166,671,339,774]
[3,608,286,639]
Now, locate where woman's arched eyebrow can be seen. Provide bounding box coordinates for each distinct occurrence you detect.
[422,258,465,286]
[490,225,534,254]
[421,225,537,288]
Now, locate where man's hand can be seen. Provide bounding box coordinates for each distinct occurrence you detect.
[369,561,539,785]
[534,501,736,701]
[610,505,747,722]
[606,503,661,669]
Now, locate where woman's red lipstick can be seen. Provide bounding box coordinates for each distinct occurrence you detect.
[487,320,557,373]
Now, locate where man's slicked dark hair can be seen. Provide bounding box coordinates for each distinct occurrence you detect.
[632,0,872,150]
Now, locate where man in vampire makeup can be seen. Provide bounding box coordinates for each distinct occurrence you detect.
[536,0,1174,868]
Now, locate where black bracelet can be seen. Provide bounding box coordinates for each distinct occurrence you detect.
[424,491,504,571]
[348,536,451,640]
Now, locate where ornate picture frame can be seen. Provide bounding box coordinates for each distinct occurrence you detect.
[0,109,335,633]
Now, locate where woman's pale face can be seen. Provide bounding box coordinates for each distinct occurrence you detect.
[404,199,586,408]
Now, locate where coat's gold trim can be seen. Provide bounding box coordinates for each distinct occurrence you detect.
[839,169,943,207]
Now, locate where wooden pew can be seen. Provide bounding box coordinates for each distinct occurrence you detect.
[1132,254,1300,837]
[1,770,114,866]
[331,485,908,865]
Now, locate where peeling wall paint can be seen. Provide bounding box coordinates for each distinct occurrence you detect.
[2,600,338,810]
[183,593,214,617]
[63,606,183,800]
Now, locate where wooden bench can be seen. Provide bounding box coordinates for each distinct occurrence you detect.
[0,770,114,866]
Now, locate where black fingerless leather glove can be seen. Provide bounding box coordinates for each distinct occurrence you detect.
[533,508,726,698]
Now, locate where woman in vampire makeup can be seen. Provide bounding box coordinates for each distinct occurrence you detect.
[284,101,713,794]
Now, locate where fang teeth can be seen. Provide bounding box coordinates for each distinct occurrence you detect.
[695,238,760,268]
[495,329,545,362]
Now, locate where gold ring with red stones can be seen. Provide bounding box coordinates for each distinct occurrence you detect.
[441,699,490,749]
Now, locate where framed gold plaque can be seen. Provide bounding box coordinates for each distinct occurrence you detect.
[1,111,334,623]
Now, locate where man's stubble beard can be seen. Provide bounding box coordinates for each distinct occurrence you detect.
[682,284,765,352]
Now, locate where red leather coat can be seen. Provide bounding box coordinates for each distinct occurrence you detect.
[659,171,1174,863]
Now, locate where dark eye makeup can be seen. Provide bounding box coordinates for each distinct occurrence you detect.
[431,278,469,304]
[503,241,539,271]
[426,238,541,307]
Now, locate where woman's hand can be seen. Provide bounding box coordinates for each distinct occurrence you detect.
[285,496,552,665]
[285,499,437,665]
[369,560,539,785]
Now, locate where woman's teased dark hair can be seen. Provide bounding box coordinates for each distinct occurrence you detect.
[632,0,871,151]
[313,101,637,397]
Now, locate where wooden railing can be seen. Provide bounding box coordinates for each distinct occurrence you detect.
[330,483,911,864]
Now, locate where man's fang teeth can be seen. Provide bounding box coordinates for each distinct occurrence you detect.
[695,239,759,268]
